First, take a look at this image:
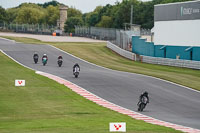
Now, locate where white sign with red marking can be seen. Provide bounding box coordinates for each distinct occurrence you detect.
[109,122,126,132]
[15,80,25,86]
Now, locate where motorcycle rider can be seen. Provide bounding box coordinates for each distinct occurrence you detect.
[58,55,63,60]
[42,54,48,61]
[57,55,63,67]
[33,52,39,59]
[138,91,149,106]
[73,63,80,73]
[33,52,39,63]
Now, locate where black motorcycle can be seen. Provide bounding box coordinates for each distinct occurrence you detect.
[73,67,79,78]
[138,96,148,112]
[57,59,63,67]
[33,55,39,64]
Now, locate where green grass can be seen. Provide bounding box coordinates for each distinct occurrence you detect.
[2,36,200,91]
[0,50,181,132]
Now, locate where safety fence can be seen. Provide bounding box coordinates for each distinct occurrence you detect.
[107,41,137,61]
[75,26,138,51]
[107,41,200,70]
[0,22,56,35]
[140,28,151,36]
[141,56,200,69]
[115,30,133,51]
[75,26,116,41]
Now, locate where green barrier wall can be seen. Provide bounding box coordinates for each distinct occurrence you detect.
[132,36,200,61]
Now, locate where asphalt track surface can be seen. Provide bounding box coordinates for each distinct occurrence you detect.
[0,38,200,129]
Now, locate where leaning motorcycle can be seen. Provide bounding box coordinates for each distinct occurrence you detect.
[138,96,148,112]
[42,57,47,66]
[57,59,63,67]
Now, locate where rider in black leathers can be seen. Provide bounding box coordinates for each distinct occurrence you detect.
[33,52,39,59]
[73,63,80,73]
[138,91,149,106]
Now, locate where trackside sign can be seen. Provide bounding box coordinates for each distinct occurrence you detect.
[15,80,25,86]
[109,122,126,132]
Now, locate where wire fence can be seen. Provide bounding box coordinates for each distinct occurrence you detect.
[0,22,57,35]
[140,28,151,36]
[115,30,133,51]
[75,26,116,41]
[75,26,146,51]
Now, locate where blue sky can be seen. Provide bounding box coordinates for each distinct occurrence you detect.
[1,0,150,13]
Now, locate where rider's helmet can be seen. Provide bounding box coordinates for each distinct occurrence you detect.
[43,54,47,56]
[143,91,148,96]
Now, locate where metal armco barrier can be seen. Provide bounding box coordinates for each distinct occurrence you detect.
[107,41,200,70]
[142,56,200,70]
[107,41,137,61]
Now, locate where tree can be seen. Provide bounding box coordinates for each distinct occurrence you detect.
[96,4,113,23]
[85,12,99,26]
[112,0,131,28]
[38,0,60,8]
[4,0,192,29]
[64,17,83,33]
[6,8,19,23]
[0,6,6,23]
[96,16,112,28]
[83,6,103,27]
[67,7,82,18]
[45,5,59,25]
[16,7,45,24]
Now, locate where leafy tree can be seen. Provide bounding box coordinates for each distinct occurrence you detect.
[3,0,193,29]
[83,6,103,27]
[18,3,43,9]
[67,7,82,18]
[96,4,113,25]
[6,8,19,23]
[38,0,60,8]
[45,5,59,25]
[112,0,131,28]
[94,6,103,13]
[85,12,99,27]
[64,17,83,33]
[0,6,7,23]
[82,0,192,29]
[16,7,45,24]
[96,16,112,28]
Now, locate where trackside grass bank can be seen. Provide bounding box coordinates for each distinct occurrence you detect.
[2,36,200,91]
[0,52,181,132]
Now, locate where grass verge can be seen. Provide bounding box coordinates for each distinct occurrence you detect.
[0,48,181,132]
[1,36,200,91]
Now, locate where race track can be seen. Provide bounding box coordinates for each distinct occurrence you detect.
[0,38,200,129]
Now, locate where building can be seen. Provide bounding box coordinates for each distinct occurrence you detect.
[154,0,200,46]
[132,0,200,61]
[57,5,68,32]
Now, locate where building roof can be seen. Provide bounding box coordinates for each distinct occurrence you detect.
[155,0,200,7]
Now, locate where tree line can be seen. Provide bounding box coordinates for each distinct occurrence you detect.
[65,0,192,33]
[0,1,60,26]
[0,0,192,33]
